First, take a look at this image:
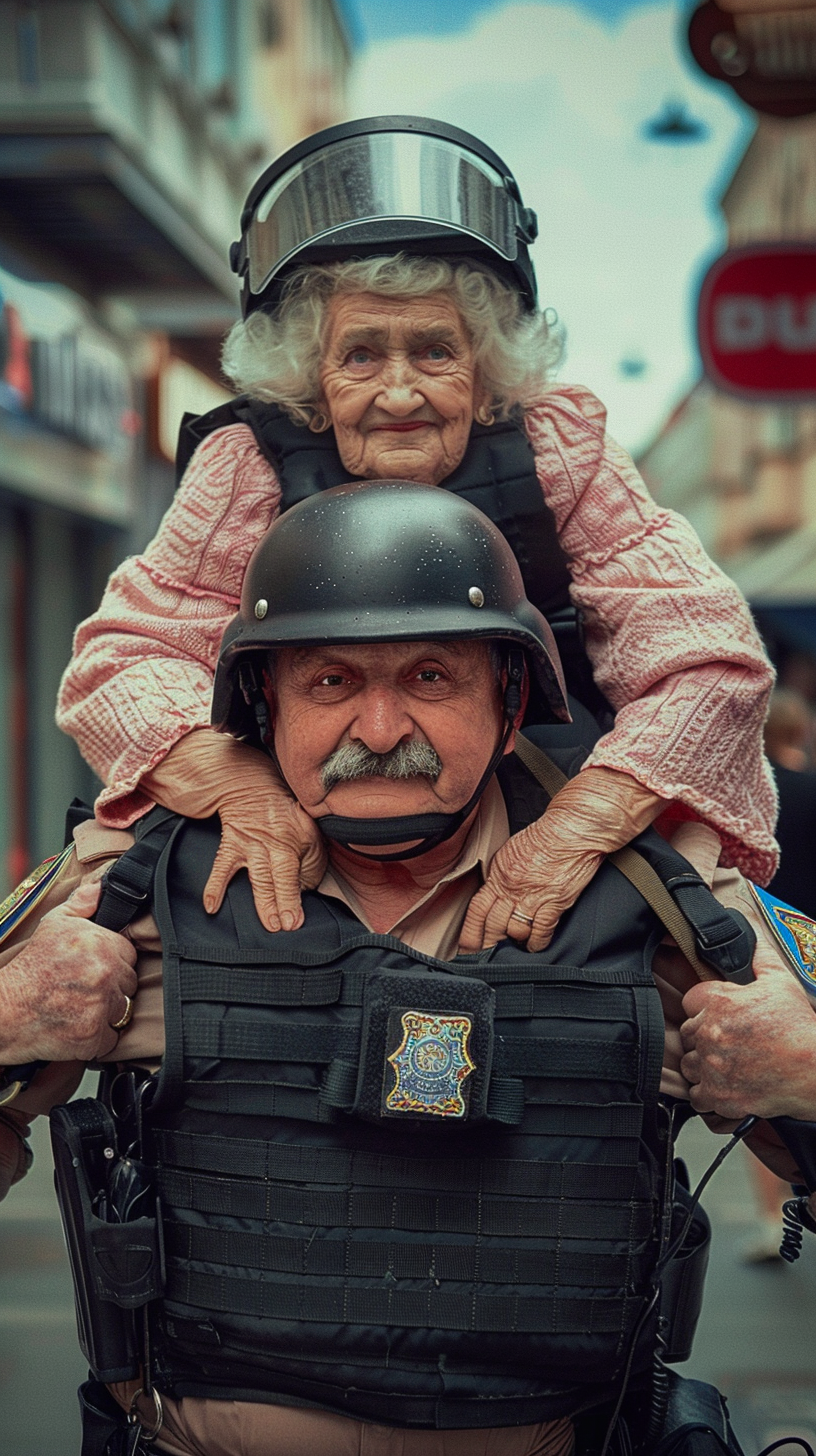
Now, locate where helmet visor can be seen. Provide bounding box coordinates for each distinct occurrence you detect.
[246,132,519,298]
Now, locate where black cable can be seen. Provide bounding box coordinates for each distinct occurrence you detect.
[597,1114,759,1455]
[757,1442,815,1456]
[645,1323,671,1444]
[597,1286,660,1456]
[780,1197,810,1264]
[655,1116,758,1277]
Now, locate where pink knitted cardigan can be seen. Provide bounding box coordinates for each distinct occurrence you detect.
[56,384,778,883]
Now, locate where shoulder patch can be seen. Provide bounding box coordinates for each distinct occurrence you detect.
[0,845,74,946]
[747,882,816,993]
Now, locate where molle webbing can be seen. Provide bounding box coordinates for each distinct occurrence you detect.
[154,1131,642,1197]
[159,1271,642,1336]
[162,1220,644,1286]
[158,1169,651,1237]
[146,813,667,1425]
[176,1012,640,1081]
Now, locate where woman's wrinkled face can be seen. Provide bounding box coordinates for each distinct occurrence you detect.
[318,292,488,486]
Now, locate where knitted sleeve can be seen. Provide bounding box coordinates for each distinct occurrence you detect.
[525,385,778,884]
[55,425,281,828]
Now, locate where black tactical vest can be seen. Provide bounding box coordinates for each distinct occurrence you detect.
[176,399,608,717]
[140,745,670,1428]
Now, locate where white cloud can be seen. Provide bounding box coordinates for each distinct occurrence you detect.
[350,1,753,454]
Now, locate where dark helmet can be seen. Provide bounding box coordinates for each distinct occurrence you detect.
[229,115,540,318]
[212,479,568,743]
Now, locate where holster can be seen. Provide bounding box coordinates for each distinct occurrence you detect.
[51,1100,164,1383]
[643,1372,745,1456]
[576,1370,745,1455]
[78,1380,155,1456]
[659,1182,712,1363]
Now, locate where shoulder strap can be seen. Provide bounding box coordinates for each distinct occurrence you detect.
[93,809,180,933]
[176,400,248,487]
[512,735,755,983]
[0,812,180,1104]
[441,417,573,618]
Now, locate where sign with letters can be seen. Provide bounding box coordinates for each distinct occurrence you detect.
[0,263,139,523]
[697,243,816,400]
[688,0,816,119]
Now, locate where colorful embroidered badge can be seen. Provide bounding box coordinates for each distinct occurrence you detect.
[747,882,816,993]
[384,1010,475,1118]
[0,845,74,947]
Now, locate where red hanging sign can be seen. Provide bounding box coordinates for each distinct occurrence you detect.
[688,0,816,119]
[698,243,816,399]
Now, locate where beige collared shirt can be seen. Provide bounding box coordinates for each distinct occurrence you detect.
[318,776,510,960]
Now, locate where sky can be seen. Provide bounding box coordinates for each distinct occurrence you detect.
[347,0,753,455]
[353,0,662,43]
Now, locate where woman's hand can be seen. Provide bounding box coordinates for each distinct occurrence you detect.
[142,729,326,931]
[459,765,667,953]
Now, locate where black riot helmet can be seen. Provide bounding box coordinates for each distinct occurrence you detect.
[230,116,540,317]
[212,481,569,859]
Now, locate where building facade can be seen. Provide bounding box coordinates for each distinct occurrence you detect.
[637,108,816,688]
[255,0,354,152]
[0,0,352,890]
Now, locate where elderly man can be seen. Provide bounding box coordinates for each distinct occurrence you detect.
[0,484,810,1456]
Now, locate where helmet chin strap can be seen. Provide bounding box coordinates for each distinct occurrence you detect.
[317,649,525,862]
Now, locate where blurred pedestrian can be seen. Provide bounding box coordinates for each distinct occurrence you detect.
[764,688,816,919]
[740,1151,790,1266]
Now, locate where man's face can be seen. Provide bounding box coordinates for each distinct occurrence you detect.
[266,640,510,830]
[318,293,488,486]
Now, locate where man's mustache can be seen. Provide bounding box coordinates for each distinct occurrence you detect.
[321,741,442,791]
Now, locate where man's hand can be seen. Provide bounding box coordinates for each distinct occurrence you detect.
[459,765,666,953]
[143,730,326,932]
[0,880,138,1063]
[680,947,816,1121]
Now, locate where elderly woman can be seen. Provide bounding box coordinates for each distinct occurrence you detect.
[57,118,776,953]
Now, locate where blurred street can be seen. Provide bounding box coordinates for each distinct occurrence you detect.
[1,1109,816,1454]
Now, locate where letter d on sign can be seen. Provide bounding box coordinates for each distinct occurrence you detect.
[714,295,766,352]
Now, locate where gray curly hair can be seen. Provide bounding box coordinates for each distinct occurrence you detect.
[221,255,563,425]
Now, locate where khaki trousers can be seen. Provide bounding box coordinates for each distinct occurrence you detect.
[139,1393,574,1456]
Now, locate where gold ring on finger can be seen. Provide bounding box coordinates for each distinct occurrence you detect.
[110,994,134,1031]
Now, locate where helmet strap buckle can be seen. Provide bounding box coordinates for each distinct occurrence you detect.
[237,661,272,748]
[503,647,526,725]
